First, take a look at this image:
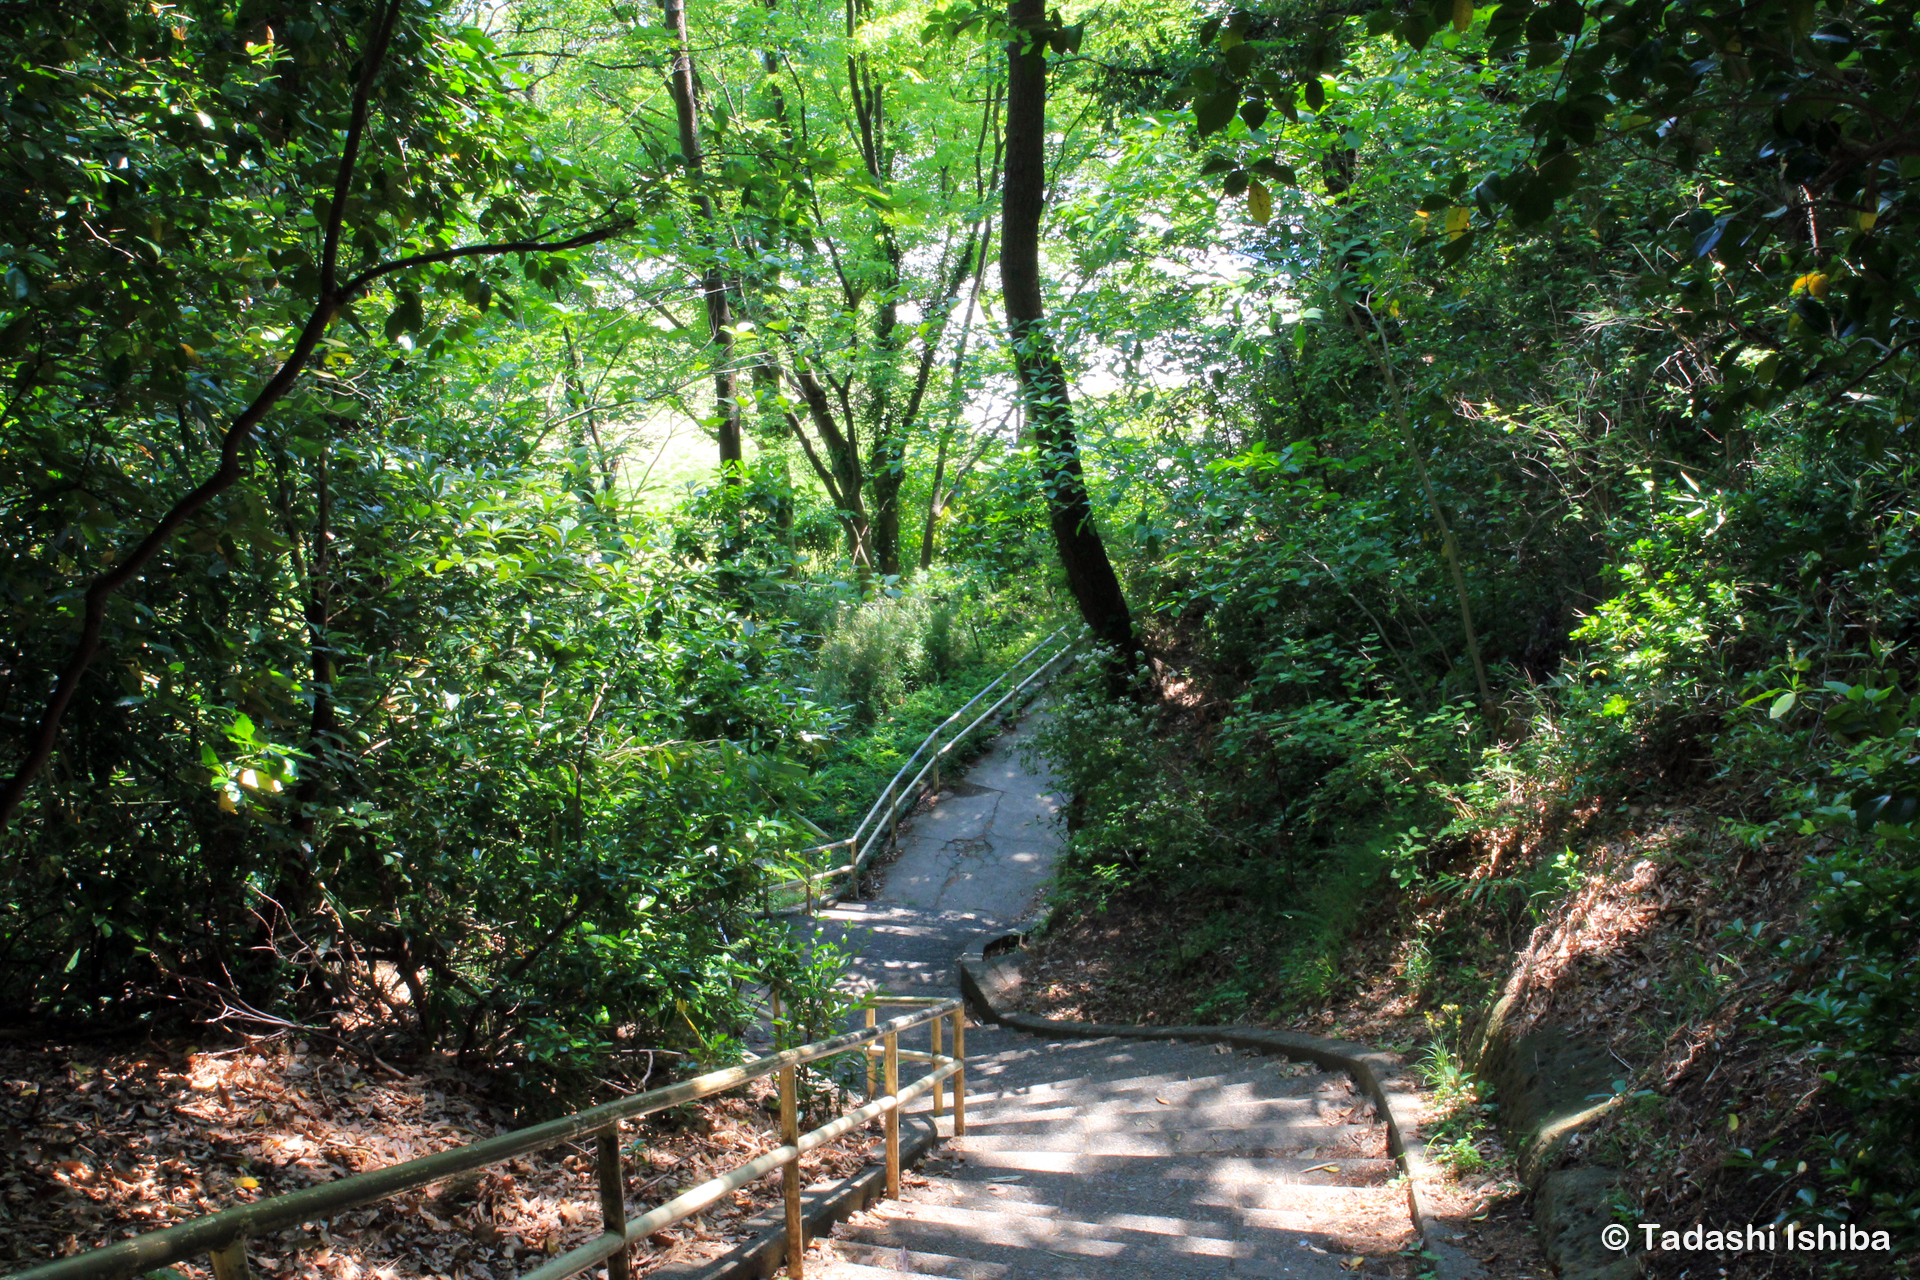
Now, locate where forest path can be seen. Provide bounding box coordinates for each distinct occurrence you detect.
[767,710,1418,1279]
[799,707,1065,1010]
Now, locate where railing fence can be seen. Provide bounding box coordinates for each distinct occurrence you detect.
[764,624,1083,913]
[7,997,965,1280]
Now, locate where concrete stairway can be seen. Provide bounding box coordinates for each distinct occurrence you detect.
[818,1032,1416,1279]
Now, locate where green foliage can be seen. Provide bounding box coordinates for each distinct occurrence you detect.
[800,582,1057,832]
[1738,724,1920,1251]
[1560,508,1747,772]
[1418,1008,1496,1175]
[814,589,957,723]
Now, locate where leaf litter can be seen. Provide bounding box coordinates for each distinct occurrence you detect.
[1,1037,882,1279]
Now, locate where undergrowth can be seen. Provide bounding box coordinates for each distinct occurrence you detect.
[799,573,1060,836]
[1031,461,1920,1269]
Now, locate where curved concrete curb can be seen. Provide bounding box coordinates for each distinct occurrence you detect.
[652,1115,939,1280]
[960,940,1487,1280]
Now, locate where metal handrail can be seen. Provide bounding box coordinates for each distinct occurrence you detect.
[6,998,967,1280]
[765,624,1084,911]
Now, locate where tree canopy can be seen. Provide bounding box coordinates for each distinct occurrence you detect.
[5,0,1920,1257]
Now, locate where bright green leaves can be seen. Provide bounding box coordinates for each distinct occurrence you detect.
[921,1,1080,52]
[920,1,1012,44]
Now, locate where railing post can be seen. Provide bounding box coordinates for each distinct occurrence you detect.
[952,1007,966,1137]
[863,1006,877,1099]
[597,1125,630,1280]
[780,1062,804,1278]
[883,1029,900,1199]
[208,1237,251,1280]
[931,1014,944,1118]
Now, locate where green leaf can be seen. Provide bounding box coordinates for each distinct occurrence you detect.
[1195,91,1239,137]
[1252,158,1299,186]
[1438,228,1478,266]
[1507,173,1556,227]
[386,289,425,340]
[1770,691,1797,720]
[1303,78,1326,111]
[1537,151,1582,192]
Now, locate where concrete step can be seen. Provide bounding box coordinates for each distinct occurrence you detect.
[938,1147,1399,1186]
[947,1124,1375,1157]
[820,1253,1385,1280]
[960,1070,1342,1107]
[963,1062,1355,1105]
[828,1239,1012,1278]
[831,1198,1386,1280]
[908,1168,1405,1220]
[963,1083,1345,1123]
[843,1188,1411,1254]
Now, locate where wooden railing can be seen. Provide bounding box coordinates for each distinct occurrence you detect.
[766,623,1083,913]
[6,997,966,1280]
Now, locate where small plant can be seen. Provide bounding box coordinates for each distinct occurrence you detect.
[1429,1133,1487,1174]
[1402,925,1434,998]
[1418,1007,1497,1177]
[1526,846,1582,924]
[1194,978,1254,1021]
[1384,826,1431,891]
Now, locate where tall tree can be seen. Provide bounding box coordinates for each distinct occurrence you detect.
[662,0,744,475]
[1001,0,1136,652]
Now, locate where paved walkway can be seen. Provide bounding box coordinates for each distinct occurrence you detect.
[806,709,1064,1009]
[770,706,1417,1279]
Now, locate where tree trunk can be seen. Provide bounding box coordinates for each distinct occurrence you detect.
[1001,1,1135,654]
[662,0,743,477]
[867,233,906,576]
[921,224,993,570]
[919,426,952,572]
[781,358,876,569]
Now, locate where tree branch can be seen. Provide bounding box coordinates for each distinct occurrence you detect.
[0,3,634,825]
